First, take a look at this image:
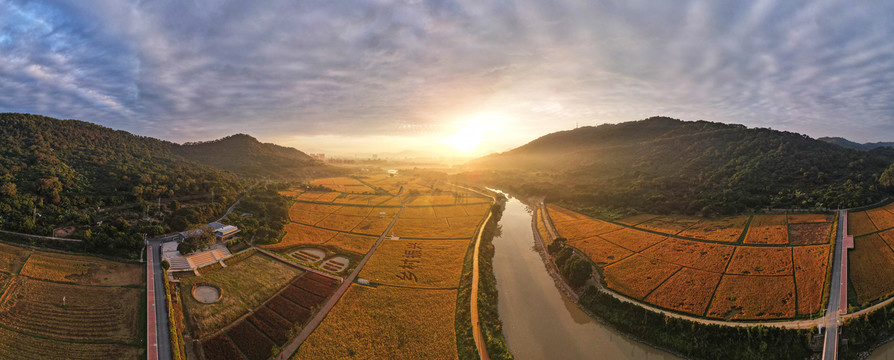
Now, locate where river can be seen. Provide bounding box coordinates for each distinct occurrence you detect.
[490,193,680,359]
[870,342,894,360]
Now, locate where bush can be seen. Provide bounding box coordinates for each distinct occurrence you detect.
[161,260,170,270]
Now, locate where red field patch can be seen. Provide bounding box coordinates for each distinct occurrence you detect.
[639,238,735,273]
[725,246,793,276]
[603,254,682,300]
[706,275,796,320]
[788,223,833,245]
[644,267,722,316]
[793,245,830,316]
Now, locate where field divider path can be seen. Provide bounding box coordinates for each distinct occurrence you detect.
[278,204,405,358]
[538,203,828,329]
[471,209,494,360]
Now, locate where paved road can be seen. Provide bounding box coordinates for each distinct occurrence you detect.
[822,210,847,360]
[471,209,494,360]
[148,241,173,360]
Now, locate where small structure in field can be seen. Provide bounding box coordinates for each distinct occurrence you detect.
[214,225,240,240]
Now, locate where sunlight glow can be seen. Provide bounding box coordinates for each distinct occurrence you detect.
[442,116,500,154]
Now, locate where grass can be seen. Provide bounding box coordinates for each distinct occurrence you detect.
[293,285,459,360]
[179,251,303,338]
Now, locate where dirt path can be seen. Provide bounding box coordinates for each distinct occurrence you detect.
[471,210,493,360]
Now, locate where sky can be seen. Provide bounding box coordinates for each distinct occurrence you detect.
[2,0,894,157]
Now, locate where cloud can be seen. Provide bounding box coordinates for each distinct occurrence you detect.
[1,0,894,148]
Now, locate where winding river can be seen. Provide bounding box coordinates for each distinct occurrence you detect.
[490,193,680,359]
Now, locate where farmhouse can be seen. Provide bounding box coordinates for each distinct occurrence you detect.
[214,225,240,240]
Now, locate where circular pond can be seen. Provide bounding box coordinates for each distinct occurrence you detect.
[192,284,222,304]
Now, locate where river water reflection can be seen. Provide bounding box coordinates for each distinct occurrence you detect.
[490,193,681,359]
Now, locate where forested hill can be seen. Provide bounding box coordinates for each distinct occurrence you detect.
[176,134,331,179]
[464,117,894,216]
[818,136,894,152]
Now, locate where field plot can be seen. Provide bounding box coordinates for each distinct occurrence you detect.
[19,252,142,286]
[273,223,339,250]
[788,223,833,245]
[535,209,554,245]
[848,234,894,305]
[325,233,378,254]
[360,239,469,288]
[179,251,303,337]
[617,214,660,226]
[331,194,393,206]
[707,275,795,320]
[294,285,458,360]
[848,211,879,237]
[0,242,29,274]
[310,177,376,194]
[788,214,834,224]
[0,277,141,342]
[288,202,341,224]
[867,208,894,231]
[725,246,792,276]
[636,216,701,235]
[316,213,365,232]
[551,214,624,242]
[639,238,734,273]
[644,267,722,316]
[599,228,667,252]
[677,216,749,243]
[743,215,788,245]
[547,205,591,223]
[391,215,482,239]
[399,206,437,218]
[0,325,142,360]
[351,208,399,236]
[603,254,682,300]
[568,236,633,266]
[793,245,830,315]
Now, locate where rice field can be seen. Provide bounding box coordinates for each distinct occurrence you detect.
[742,215,788,245]
[677,216,749,243]
[706,275,796,320]
[359,239,470,288]
[725,246,793,276]
[568,236,634,266]
[848,211,879,237]
[639,238,735,273]
[848,234,894,306]
[602,254,682,300]
[644,267,722,316]
[293,285,459,360]
[793,245,830,315]
[598,228,668,252]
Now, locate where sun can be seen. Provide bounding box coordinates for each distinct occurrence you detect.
[443,121,486,153]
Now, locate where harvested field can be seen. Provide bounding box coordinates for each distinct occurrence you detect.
[272,223,339,250]
[360,239,470,288]
[639,238,735,273]
[706,275,796,320]
[568,236,633,266]
[0,325,142,360]
[644,267,722,316]
[603,254,682,300]
[617,214,660,226]
[294,285,458,360]
[725,246,793,276]
[677,216,749,243]
[325,233,378,254]
[636,216,701,235]
[788,223,833,245]
[743,215,788,245]
[848,234,894,305]
[0,277,141,342]
[179,251,303,337]
[598,228,667,252]
[19,252,142,286]
[788,214,834,224]
[867,208,894,231]
[0,242,30,274]
[794,245,830,315]
[848,211,879,237]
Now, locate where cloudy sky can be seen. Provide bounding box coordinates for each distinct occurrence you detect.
[2,0,894,156]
